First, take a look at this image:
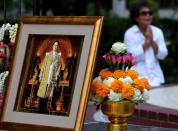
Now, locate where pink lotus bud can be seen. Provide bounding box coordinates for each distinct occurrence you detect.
[122,55,127,64]
[111,55,117,64]
[131,58,136,66]
[116,55,122,63]
[126,54,131,63]
[103,53,112,62]
[127,53,132,60]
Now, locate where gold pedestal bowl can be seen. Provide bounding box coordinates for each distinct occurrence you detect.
[101,101,135,131]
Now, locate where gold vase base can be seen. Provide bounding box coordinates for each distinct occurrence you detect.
[108,123,128,131]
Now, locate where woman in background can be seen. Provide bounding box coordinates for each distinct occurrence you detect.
[124,0,168,87]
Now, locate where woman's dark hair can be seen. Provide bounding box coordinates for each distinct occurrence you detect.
[130,0,152,25]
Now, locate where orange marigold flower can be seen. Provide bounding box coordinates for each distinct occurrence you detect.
[121,84,134,99]
[96,83,110,98]
[111,80,124,93]
[140,78,151,90]
[91,80,101,93]
[134,79,145,92]
[113,70,126,78]
[127,69,138,80]
[99,69,113,79]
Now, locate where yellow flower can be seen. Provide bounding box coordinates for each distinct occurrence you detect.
[121,84,134,99]
[127,69,138,80]
[91,80,101,93]
[99,69,113,79]
[96,83,110,98]
[113,69,126,78]
[134,78,145,92]
[111,79,124,93]
[140,78,151,90]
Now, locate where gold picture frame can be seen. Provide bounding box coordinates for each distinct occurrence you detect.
[0,16,103,130]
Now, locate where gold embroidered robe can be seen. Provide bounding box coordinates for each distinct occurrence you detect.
[37,51,61,98]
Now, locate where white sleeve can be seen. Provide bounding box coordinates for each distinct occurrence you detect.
[124,31,145,62]
[155,30,168,60]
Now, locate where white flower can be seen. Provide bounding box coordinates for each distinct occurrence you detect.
[0,23,18,43]
[119,76,133,84]
[9,23,18,43]
[141,89,149,102]
[0,71,9,93]
[131,89,141,102]
[103,77,115,87]
[108,90,123,102]
[0,24,9,42]
[4,23,11,28]
[111,42,127,54]
[94,76,102,83]
[118,77,124,82]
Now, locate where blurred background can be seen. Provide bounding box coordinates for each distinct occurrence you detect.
[0,0,178,84]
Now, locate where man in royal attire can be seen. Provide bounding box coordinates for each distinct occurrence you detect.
[37,41,61,113]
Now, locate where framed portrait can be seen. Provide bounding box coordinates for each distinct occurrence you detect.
[1,16,103,130]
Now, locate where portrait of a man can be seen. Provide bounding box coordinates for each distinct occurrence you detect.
[37,41,62,113]
[19,35,83,116]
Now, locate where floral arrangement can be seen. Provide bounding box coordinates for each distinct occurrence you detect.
[0,71,9,94]
[0,23,18,58]
[0,71,9,108]
[90,42,151,105]
[0,23,18,45]
[9,23,18,44]
[0,23,11,42]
